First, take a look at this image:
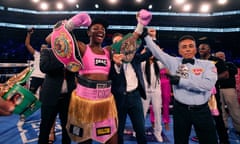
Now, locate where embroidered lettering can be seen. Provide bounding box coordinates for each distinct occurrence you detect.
[192,68,204,75]
[95,58,107,66]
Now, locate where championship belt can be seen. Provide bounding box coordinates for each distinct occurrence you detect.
[0,67,41,118]
[111,33,141,63]
[0,67,33,97]
[51,21,83,72]
[2,84,41,118]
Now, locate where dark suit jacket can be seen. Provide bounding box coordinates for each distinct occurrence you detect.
[109,47,152,108]
[39,49,76,106]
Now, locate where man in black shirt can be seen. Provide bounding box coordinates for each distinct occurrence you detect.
[192,43,230,144]
[215,51,240,136]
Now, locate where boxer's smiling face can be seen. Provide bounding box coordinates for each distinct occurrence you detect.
[88,24,106,44]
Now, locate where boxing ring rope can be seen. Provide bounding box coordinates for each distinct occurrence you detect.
[0,63,30,67]
[0,62,31,77]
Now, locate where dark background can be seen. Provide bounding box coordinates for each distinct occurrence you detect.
[0,0,240,68]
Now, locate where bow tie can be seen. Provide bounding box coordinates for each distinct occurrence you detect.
[182,58,195,65]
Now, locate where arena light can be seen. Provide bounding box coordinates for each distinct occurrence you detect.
[200,3,210,13]
[40,2,49,10]
[136,0,142,3]
[148,4,153,10]
[108,0,118,5]
[95,4,99,9]
[67,0,77,4]
[32,0,39,3]
[182,4,191,12]
[175,0,185,5]
[218,0,228,5]
[4,7,240,17]
[56,2,64,10]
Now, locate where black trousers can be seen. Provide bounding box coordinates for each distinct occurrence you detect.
[173,100,218,144]
[38,93,71,144]
[116,90,147,144]
[29,77,44,94]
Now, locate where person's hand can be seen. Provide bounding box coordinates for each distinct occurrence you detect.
[113,54,125,66]
[211,87,217,95]
[136,9,152,26]
[27,28,34,35]
[65,12,92,31]
[135,9,152,35]
[148,28,156,39]
[140,48,147,54]
[166,74,180,85]
[0,97,15,116]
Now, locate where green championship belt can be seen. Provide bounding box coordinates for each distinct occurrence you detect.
[1,67,41,118]
[111,33,141,63]
[2,84,41,118]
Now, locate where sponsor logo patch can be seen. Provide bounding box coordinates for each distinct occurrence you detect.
[95,58,107,67]
[192,68,204,75]
[96,127,111,136]
[69,124,83,137]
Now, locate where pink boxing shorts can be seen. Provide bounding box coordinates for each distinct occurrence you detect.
[66,76,118,143]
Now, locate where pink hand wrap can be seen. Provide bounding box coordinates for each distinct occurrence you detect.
[137,9,152,26]
[211,87,217,95]
[65,12,92,31]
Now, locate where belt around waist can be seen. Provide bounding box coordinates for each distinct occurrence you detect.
[174,100,208,110]
[77,75,111,88]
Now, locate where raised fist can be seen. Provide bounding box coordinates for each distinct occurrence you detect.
[27,28,34,34]
[137,9,152,26]
[65,12,92,31]
[148,28,156,39]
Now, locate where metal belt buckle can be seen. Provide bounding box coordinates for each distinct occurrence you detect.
[96,83,107,98]
[96,83,107,89]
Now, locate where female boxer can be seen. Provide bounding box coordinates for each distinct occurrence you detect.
[46,9,152,143]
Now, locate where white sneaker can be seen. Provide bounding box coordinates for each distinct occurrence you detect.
[154,132,163,142]
[132,131,136,137]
